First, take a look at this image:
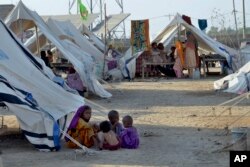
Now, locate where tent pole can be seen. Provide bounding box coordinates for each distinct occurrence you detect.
[242,0,246,39]
[19,19,24,43]
[232,0,240,48]
[177,23,180,41]
[35,26,40,56]
[102,3,107,79]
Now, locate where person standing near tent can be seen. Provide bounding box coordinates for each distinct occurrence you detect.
[65,105,98,148]
[173,41,184,78]
[185,31,198,78]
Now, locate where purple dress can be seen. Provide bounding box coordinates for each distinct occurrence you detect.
[120,127,139,149]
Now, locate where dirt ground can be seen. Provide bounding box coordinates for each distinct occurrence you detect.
[1,77,250,167]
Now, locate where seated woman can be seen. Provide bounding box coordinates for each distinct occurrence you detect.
[66,67,86,95]
[65,105,97,148]
[152,43,175,77]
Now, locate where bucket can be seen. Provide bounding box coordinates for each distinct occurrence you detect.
[192,68,200,79]
[231,127,247,151]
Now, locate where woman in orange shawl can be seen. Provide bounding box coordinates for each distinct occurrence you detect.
[65,105,96,148]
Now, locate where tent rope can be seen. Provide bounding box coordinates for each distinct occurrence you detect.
[60,129,96,156]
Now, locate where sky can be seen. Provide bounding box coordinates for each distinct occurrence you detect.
[1,0,250,38]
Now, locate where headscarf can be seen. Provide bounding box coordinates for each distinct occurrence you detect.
[65,105,91,141]
[67,105,91,130]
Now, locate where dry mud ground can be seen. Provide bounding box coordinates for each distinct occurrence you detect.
[1,78,250,167]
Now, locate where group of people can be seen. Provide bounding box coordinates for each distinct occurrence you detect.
[148,31,199,78]
[149,42,176,77]
[65,105,140,151]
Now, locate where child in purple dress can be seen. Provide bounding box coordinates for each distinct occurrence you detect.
[120,115,139,149]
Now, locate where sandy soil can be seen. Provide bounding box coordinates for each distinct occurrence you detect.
[1,77,250,167]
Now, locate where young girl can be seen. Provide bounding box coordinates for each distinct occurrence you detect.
[173,40,184,78]
[98,120,120,150]
[65,105,96,148]
[120,115,140,149]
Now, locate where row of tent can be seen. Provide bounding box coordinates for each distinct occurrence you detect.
[1,1,249,151]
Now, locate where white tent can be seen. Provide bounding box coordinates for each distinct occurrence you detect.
[5,1,111,98]
[46,19,127,81]
[240,44,250,66]
[46,19,104,64]
[153,13,240,71]
[124,13,241,79]
[214,61,250,94]
[80,22,105,52]
[0,19,84,151]
[42,13,99,28]
[214,43,250,95]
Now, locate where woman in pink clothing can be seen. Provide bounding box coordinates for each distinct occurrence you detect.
[185,31,198,78]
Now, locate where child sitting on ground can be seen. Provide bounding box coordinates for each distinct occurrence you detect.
[98,120,120,150]
[108,110,123,136]
[120,115,140,149]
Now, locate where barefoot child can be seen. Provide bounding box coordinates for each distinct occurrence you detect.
[120,115,140,149]
[108,110,123,136]
[98,120,120,150]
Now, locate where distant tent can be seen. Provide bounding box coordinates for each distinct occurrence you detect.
[214,61,250,94]
[124,13,240,79]
[42,13,99,28]
[152,13,240,71]
[0,19,84,151]
[5,1,111,98]
[41,14,105,52]
[46,19,105,77]
[80,22,105,52]
[240,44,250,66]
[214,43,250,95]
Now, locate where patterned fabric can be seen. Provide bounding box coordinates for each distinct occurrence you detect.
[135,51,151,76]
[131,19,150,53]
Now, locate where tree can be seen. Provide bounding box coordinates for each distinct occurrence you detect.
[207,26,219,36]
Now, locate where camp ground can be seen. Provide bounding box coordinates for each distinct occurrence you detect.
[1,0,250,167]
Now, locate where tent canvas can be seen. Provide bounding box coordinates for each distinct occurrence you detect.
[0,19,84,151]
[93,13,130,37]
[5,1,111,98]
[214,61,250,94]
[46,19,104,62]
[42,13,99,28]
[153,13,240,71]
[215,42,249,95]
[80,22,105,52]
[123,13,240,79]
